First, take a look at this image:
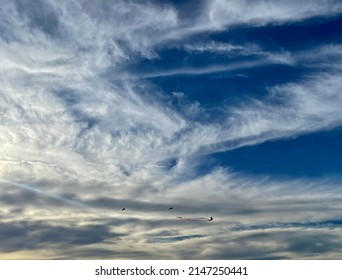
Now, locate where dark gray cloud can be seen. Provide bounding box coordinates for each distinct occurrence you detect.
[0,189,38,205]
[285,233,336,255]
[202,230,342,259]
[0,221,123,253]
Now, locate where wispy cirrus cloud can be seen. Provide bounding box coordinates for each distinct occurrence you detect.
[155,0,342,43]
[222,72,342,145]
[204,0,342,30]
[182,41,261,55]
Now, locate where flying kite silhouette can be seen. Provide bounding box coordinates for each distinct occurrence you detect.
[177,216,214,222]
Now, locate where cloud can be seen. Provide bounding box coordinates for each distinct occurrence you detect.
[204,0,342,30]
[1,172,342,259]
[200,229,342,259]
[130,58,279,79]
[189,70,342,157]
[0,220,123,253]
[144,0,342,47]
[183,41,261,55]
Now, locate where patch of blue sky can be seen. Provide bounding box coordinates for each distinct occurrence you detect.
[211,15,342,52]
[209,127,342,178]
[147,64,309,108]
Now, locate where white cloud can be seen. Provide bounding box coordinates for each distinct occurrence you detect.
[224,72,342,143]
[183,41,261,55]
[204,0,342,30]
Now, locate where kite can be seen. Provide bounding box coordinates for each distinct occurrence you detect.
[177,216,214,222]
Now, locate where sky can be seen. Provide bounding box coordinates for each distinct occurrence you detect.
[0,0,342,259]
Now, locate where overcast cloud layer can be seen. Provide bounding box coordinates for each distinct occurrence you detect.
[1,0,342,259]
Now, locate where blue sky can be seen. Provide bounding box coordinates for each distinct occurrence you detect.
[0,0,342,259]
